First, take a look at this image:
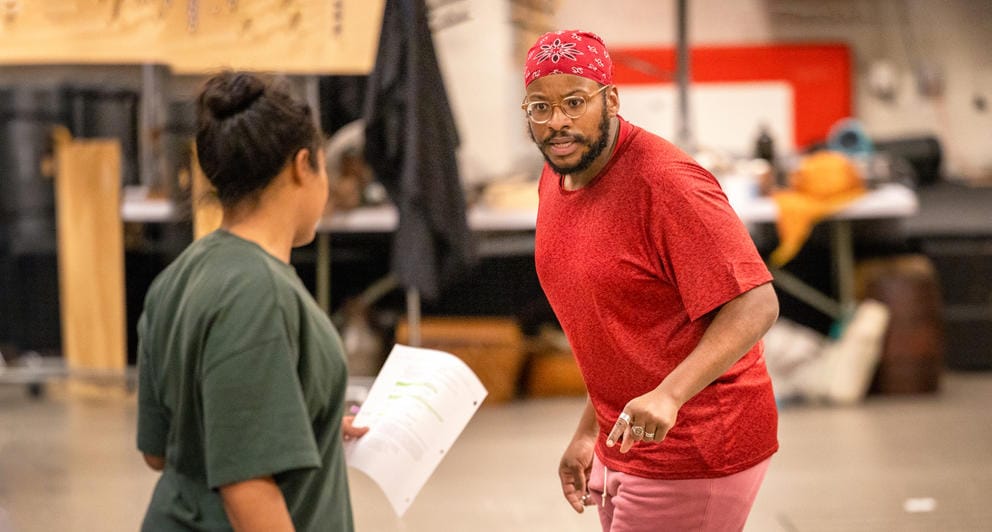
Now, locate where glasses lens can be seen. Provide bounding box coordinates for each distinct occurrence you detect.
[561,96,586,119]
[525,90,599,124]
[528,102,551,123]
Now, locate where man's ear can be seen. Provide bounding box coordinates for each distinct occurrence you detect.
[606,86,620,117]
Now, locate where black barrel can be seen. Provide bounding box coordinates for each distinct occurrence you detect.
[0,86,64,255]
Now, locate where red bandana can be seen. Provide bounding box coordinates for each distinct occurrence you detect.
[524,30,613,87]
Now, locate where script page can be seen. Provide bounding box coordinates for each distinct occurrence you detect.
[344,344,488,516]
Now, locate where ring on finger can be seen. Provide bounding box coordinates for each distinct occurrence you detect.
[632,425,644,437]
[645,431,656,439]
[618,412,632,424]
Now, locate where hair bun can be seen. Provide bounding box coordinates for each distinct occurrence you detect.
[201,72,265,120]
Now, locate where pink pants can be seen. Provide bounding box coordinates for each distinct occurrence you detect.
[587,455,771,532]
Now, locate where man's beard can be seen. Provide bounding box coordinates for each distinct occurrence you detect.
[529,105,611,177]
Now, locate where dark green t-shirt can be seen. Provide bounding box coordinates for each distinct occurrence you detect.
[136,230,352,531]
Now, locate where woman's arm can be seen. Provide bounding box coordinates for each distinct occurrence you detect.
[219,476,296,532]
[142,453,165,471]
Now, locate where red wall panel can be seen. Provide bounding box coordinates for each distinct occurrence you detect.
[611,44,852,149]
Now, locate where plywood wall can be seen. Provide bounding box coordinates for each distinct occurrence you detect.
[0,0,384,74]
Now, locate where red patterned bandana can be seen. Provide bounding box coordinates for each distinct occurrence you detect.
[524,30,613,87]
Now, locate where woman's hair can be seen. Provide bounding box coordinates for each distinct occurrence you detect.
[195,71,322,207]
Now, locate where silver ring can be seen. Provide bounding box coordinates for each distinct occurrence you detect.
[632,426,644,437]
[618,412,632,424]
[645,431,656,439]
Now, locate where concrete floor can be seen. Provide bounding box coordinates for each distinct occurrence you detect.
[0,372,990,532]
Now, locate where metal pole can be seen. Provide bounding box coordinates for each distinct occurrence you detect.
[675,0,693,151]
[139,64,167,189]
[316,233,330,313]
[304,76,321,124]
[303,76,332,313]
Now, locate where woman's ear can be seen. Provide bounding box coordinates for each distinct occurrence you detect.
[292,148,314,183]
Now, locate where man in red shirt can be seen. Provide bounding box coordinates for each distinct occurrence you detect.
[525,30,780,531]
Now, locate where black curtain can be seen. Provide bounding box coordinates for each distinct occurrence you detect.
[363,0,475,301]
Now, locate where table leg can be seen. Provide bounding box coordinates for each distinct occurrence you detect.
[831,220,855,313]
[317,233,330,314]
[770,267,843,319]
[406,287,421,347]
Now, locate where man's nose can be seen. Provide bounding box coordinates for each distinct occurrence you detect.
[546,104,573,129]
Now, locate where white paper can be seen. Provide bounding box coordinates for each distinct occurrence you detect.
[344,344,488,517]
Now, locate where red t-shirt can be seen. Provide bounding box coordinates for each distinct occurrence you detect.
[535,117,778,479]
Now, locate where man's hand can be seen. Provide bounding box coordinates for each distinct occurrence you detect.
[559,434,596,513]
[605,389,680,453]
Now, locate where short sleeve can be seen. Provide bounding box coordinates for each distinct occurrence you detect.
[136,315,169,457]
[200,283,320,489]
[653,161,772,321]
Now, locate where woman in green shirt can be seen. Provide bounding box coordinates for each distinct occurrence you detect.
[136,71,367,531]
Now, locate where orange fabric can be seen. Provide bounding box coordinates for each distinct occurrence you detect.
[770,151,865,266]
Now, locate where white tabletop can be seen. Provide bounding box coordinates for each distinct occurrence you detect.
[121,183,918,231]
[120,197,177,223]
[729,183,919,224]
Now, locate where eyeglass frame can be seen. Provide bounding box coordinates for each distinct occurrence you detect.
[520,84,612,124]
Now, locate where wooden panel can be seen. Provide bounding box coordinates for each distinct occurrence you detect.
[0,0,384,74]
[54,131,126,373]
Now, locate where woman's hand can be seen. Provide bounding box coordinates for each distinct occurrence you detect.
[342,415,369,441]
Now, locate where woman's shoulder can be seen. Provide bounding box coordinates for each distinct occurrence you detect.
[148,232,284,304]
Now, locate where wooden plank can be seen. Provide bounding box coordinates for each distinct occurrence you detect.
[53,130,127,373]
[0,0,384,74]
[163,0,386,74]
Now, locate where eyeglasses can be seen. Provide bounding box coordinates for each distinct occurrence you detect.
[521,85,611,124]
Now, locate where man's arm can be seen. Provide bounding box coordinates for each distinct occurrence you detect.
[559,397,599,513]
[608,282,779,451]
[657,281,779,407]
[219,476,295,532]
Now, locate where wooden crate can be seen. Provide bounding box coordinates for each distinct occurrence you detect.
[395,317,525,404]
[522,333,587,398]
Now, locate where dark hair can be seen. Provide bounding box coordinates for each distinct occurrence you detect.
[195,71,321,207]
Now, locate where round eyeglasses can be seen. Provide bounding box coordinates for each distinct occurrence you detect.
[521,84,611,124]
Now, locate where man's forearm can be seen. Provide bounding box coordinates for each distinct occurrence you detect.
[574,396,599,439]
[657,282,779,406]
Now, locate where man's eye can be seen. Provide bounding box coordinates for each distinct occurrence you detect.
[564,97,585,109]
[530,102,550,112]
